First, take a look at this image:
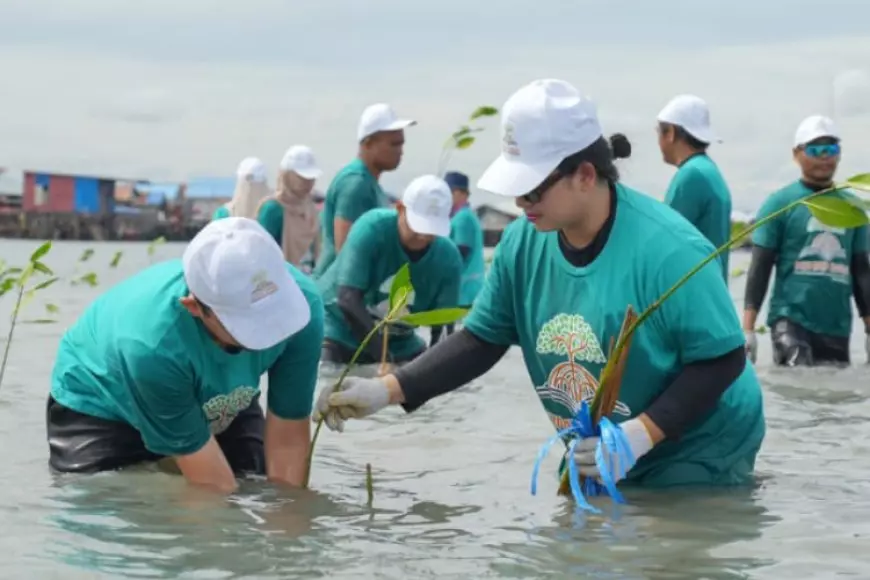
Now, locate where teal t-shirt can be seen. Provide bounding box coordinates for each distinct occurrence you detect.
[317,208,462,360]
[450,205,486,306]
[258,198,283,245]
[50,260,325,457]
[664,154,732,279]
[212,205,230,220]
[751,180,868,337]
[313,158,387,278]
[464,183,765,488]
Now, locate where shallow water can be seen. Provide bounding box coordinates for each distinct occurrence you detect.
[1,239,868,579]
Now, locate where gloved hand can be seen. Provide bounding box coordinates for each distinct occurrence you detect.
[312,376,391,432]
[573,417,654,483]
[745,330,757,363]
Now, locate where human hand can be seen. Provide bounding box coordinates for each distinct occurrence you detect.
[311,376,391,432]
[573,417,654,484]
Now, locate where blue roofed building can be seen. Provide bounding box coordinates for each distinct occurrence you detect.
[184,177,237,224]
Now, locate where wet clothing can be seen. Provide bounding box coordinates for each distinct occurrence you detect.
[664,153,733,279]
[449,204,486,305]
[395,183,765,488]
[47,260,324,471]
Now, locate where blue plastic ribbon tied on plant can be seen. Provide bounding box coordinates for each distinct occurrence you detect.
[530,400,635,513]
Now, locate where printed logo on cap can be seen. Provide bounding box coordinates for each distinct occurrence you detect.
[251,270,278,303]
[502,124,520,156]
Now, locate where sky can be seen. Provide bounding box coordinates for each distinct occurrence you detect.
[2,0,870,214]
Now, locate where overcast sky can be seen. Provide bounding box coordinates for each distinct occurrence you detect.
[2,0,870,212]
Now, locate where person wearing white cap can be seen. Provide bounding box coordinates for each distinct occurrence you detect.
[315,174,461,368]
[743,114,870,367]
[313,79,765,493]
[46,217,324,493]
[312,103,416,278]
[212,157,271,221]
[256,145,324,272]
[656,94,733,280]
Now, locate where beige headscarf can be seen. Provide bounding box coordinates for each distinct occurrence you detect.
[265,170,321,266]
[225,157,270,219]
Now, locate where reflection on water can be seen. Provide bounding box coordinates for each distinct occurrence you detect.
[2,243,870,578]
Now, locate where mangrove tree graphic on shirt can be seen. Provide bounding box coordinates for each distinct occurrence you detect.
[202,385,259,434]
[796,216,849,283]
[534,313,631,430]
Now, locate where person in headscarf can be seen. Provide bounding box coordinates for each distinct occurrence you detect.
[257,146,324,272]
[212,157,271,220]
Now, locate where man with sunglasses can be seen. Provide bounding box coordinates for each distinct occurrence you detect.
[656,94,732,281]
[743,115,870,366]
[46,218,324,492]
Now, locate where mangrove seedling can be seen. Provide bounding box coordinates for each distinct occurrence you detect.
[0,240,59,389]
[437,105,499,177]
[536,173,870,510]
[303,263,471,496]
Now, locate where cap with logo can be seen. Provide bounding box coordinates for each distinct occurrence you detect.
[656,94,721,145]
[236,157,268,183]
[794,115,839,147]
[401,174,453,237]
[279,145,322,180]
[182,217,311,350]
[357,103,417,142]
[477,79,603,198]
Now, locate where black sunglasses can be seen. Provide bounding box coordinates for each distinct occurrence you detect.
[521,170,565,204]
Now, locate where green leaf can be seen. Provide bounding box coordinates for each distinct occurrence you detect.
[72,272,99,287]
[32,261,53,276]
[452,126,472,140]
[845,173,870,191]
[388,264,412,312]
[755,325,768,335]
[399,307,469,327]
[29,240,52,263]
[79,248,95,262]
[469,105,498,120]
[45,303,59,313]
[29,276,59,292]
[109,251,123,268]
[0,277,16,296]
[455,136,475,149]
[801,195,869,229]
[730,268,746,278]
[147,236,166,256]
[20,318,57,324]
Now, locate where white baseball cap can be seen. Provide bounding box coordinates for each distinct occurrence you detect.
[279,145,322,179]
[357,103,416,142]
[656,94,720,145]
[401,174,452,237]
[236,157,267,183]
[182,217,311,350]
[477,79,603,198]
[794,115,840,147]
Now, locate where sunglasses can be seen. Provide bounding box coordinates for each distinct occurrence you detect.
[803,143,841,158]
[520,171,565,204]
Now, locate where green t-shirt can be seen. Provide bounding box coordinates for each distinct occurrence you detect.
[50,260,324,457]
[464,183,765,488]
[212,205,230,220]
[450,205,486,306]
[316,208,462,359]
[664,154,732,279]
[751,180,869,337]
[312,158,387,278]
[257,198,283,245]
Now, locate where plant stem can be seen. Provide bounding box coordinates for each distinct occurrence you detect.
[365,463,374,507]
[0,282,25,389]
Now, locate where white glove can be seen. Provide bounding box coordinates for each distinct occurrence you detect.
[312,376,391,433]
[573,417,654,483]
[745,330,757,363]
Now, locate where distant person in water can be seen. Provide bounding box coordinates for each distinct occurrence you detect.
[212,157,271,221]
[312,103,416,278]
[743,115,870,367]
[47,218,324,493]
[657,95,733,280]
[258,145,323,272]
[442,171,485,335]
[316,174,462,370]
[313,79,765,492]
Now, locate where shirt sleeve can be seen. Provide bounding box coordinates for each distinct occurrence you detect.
[649,240,745,364]
[432,245,462,310]
[451,213,477,248]
[334,174,375,222]
[853,224,869,253]
[664,168,705,224]
[257,199,283,245]
[750,192,785,250]
[124,342,211,457]
[266,291,326,419]
[462,233,519,346]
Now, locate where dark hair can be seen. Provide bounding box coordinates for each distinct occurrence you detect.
[556,133,631,183]
[661,123,708,152]
[194,296,212,316]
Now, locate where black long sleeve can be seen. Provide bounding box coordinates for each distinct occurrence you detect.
[644,346,746,440]
[851,252,870,324]
[337,285,389,362]
[395,329,509,412]
[744,246,777,311]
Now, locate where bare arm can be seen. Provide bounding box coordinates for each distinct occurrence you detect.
[264,413,311,486]
[174,436,238,494]
[333,218,353,253]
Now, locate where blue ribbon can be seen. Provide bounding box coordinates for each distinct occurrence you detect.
[530,401,636,513]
